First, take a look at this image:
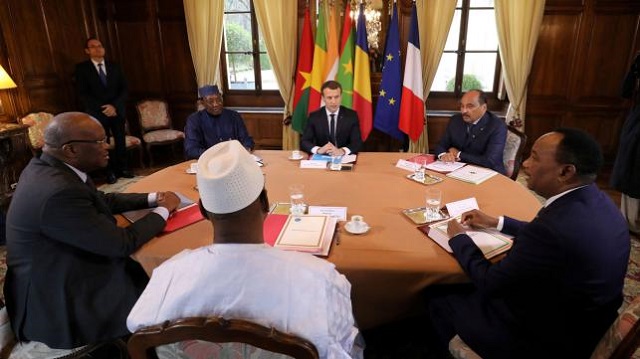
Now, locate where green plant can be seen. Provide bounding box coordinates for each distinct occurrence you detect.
[446,74,483,92]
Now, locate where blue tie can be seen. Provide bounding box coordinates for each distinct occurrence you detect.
[98,63,107,86]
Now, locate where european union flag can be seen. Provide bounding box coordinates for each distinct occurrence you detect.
[373,2,404,140]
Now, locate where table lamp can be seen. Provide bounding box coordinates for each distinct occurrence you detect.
[0,64,17,114]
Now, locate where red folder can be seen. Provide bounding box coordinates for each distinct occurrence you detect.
[163,203,205,233]
[263,214,288,246]
[406,154,436,164]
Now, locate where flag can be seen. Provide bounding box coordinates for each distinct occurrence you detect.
[373,2,404,140]
[324,6,339,82]
[291,7,314,133]
[353,3,372,141]
[337,2,355,108]
[308,2,328,113]
[398,3,424,142]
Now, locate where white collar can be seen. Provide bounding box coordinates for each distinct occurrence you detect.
[544,185,588,208]
[64,163,88,183]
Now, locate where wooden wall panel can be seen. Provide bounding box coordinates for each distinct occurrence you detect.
[528,14,581,100]
[159,22,196,94]
[574,12,637,102]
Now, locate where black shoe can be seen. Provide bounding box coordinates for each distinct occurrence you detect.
[106,172,117,184]
[119,170,134,178]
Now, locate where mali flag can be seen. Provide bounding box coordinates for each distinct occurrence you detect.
[398,3,425,142]
[373,2,404,140]
[291,7,314,134]
[336,1,355,108]
[353,3,372,141]
[307,1,328,113]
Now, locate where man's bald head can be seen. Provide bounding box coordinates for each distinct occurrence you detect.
[43,112,109,172]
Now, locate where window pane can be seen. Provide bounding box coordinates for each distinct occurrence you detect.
[430,52,458,92]
[226,53,255,90]
[258,28,267,52]
[466,9,498,51]
[225,14,253,52]
[470,0,494,7]
[462,53,497,91]
[444,10,461,51]
[260,54,278,90]
[225,0,250,12]
[456,0,463,7]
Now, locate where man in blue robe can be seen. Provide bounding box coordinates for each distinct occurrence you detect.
[184,85,254,159]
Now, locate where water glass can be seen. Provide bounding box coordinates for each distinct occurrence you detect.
[425,188,442,221]
[289,184,306,216]
[413,158,426,181]
[330,155,342,171]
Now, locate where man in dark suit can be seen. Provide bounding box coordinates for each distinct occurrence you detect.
[435,89,507,174]
[301,80,363,156]
[4,112,180,349]
[75,37,130,184]
[429,128,630,359]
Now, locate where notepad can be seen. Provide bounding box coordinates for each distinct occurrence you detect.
[268,215,337,257]
[418,216,513,259]
[122,192,194,223]
[446,165,498,184]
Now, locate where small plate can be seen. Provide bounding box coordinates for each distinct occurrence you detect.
[406,173,443,185]
[185,168,197,174]
[344,221,370,234]
[288,155,304,161]
[402,207,449,225]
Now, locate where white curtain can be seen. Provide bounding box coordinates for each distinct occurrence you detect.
[410,0,457,153]
[183,0,224,89]
[253,0,298,150]
[494,0,545,130]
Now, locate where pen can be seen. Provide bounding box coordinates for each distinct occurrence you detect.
[335,224,341,246]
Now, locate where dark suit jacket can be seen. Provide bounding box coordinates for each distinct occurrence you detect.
[435,111,507,174]
[448,184,630,359]
[4,154,166,348]
[300,106,363,154]
[74,60,128,124]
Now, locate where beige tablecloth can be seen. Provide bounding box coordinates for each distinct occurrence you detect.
[127,151,541,329]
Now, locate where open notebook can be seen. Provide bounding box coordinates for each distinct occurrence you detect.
[418,216,513,259]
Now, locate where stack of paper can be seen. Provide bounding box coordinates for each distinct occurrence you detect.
[425,161,466,173]
[446,165,498,184]
[263,214,337,257]
[419,217,513,259]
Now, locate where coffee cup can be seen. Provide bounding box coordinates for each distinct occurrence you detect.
[291,150,301,159]
[350,215,364,229]
[190,163,198,173]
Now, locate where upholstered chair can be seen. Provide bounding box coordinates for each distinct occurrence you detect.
[135,99,185,166]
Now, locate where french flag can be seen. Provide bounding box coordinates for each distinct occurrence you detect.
[398,3,424,142]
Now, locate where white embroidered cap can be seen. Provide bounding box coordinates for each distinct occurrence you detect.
[197,140,264,214]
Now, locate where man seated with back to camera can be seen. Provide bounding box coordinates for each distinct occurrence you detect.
[4,112,180,351]
[183,85,254,160]
[428,128,630,359]
[301,80,363,156]
[127,140,363,359]
[434,89,507,174]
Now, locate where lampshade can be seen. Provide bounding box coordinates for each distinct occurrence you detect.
[0,65,17,90]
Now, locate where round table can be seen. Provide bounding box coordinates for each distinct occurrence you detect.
[128,151,541,329]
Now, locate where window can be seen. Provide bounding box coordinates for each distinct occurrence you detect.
[221,0,278,92]
[430,0,500,95]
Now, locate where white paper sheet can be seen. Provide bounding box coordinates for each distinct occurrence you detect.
[445,197,480,218]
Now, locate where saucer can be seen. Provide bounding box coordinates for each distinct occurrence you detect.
[344,221,370,235]
[185,168,197,174]
[288,155,304,161]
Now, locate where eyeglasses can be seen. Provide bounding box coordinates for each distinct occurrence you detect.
[60,137,108,147]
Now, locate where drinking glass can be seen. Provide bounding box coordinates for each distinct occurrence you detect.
[414,158,426,181]
[330,155,342,171]
[425,188,442,221]
[289,184,306,216]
